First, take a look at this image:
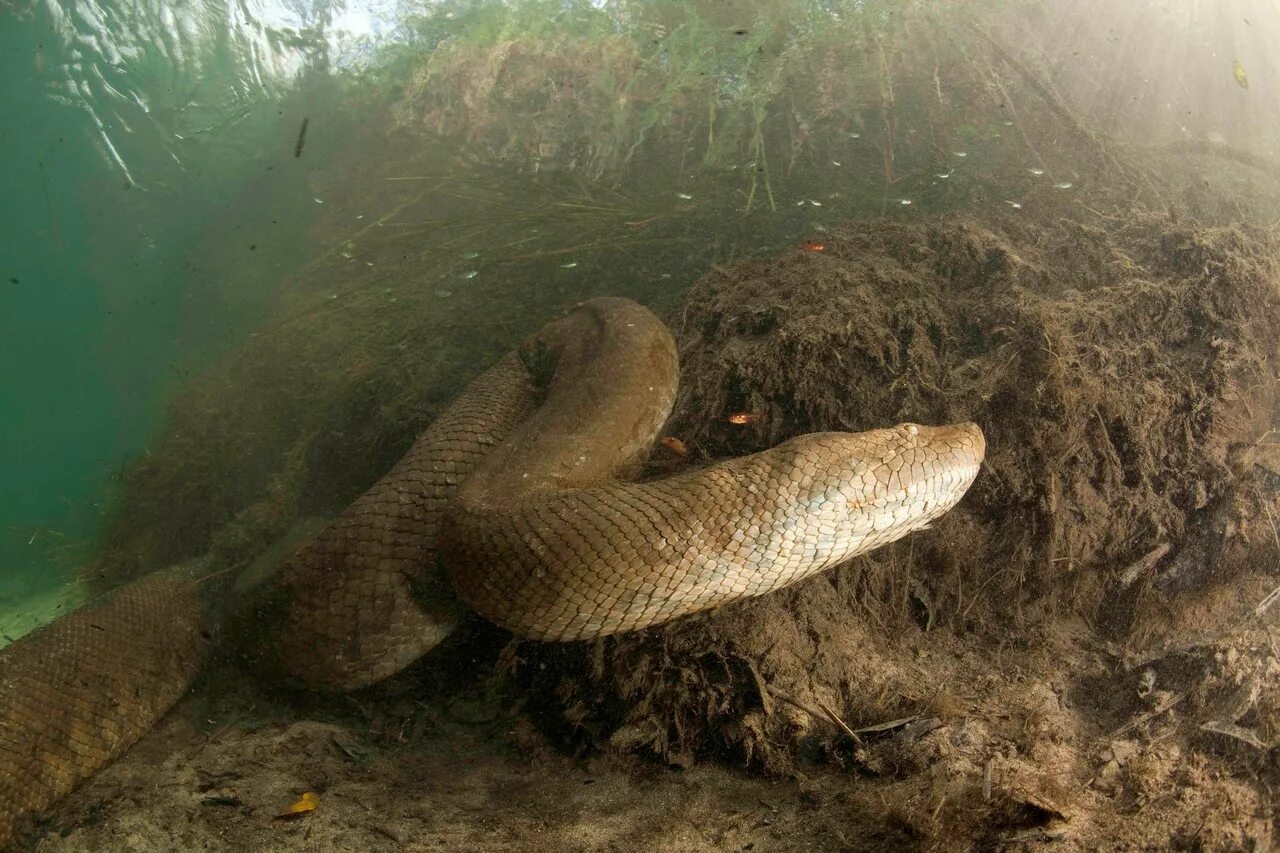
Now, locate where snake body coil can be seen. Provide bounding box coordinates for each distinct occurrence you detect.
[442,298,984,639]
[0,297,983,847]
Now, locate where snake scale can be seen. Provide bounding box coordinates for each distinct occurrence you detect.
[0,297,983,846]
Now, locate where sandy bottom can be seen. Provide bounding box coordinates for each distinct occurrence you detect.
[0,584,84,651]
[24,576,1278,853]
[29,672,867,852]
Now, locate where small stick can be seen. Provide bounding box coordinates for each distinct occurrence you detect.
[1117,543,1172,589]
[1258,503,1280,618]
[1254,583,1280,619]
[814,697,864,745]
[853,715,920,736]
[1107,691,1187,740]
[293,117,308,158]
[766,686,863,744]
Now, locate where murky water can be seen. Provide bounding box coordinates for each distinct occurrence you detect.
[2,0,331,614]
[5,0,1279,632]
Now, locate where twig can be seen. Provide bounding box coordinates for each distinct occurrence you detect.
[1258,503,1280,619]
[815,697,863,745]
[1107,690,1187,740]
[192,559,250,589]
[853,715,920,736]
[1255,584,1280,619]
[765,686,862,744]
[1117,543,1172,589]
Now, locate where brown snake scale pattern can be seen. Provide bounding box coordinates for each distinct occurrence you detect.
[265,352,538,691]
[446,426,983,641]
[0,297,983,847]
[0,568,207,846]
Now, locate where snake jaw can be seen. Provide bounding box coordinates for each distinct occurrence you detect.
[761,422,985,573]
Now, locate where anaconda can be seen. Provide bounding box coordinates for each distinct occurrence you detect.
[0,297,983,846]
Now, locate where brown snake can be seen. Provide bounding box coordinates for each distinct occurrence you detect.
[0,297,983,846]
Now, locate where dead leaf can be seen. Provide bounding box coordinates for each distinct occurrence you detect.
[274,791,319,820]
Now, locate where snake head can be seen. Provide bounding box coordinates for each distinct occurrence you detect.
[829,421,985,534]
[777,422,985,556]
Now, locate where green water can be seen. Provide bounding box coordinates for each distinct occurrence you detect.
[1,0,338,606]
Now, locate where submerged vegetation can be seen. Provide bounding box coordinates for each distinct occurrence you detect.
[90,0,1278,592]
[389,0,1084,210]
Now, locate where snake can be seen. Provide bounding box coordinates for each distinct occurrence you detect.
[0,297,984,846]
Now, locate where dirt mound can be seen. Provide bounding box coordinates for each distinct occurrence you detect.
[511,204,1280,843]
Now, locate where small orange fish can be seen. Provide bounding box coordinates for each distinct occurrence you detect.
[661,436,687,456]
[727,412,765,425]
[274,791,319,820]
[799,240,825,252]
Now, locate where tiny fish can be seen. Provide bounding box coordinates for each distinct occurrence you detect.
[1005,200,1022,209]
[1053,182,1073,190]
[1028,168,1045,176]
[953,151,968,157]
[799,240,825,252]
[727,412,765,425]
[661,436,687,455]
[463,270,478,279]
[1232,58,1249,89]
[898,198,913,206]
[935,172,951,179]
[848,132,861,139]
[560,262,578,269]
[274,792,318,821]
[676,192,694,200]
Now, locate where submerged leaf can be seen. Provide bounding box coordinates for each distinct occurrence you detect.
[274,791,319,820]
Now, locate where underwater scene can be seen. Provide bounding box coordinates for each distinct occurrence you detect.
[2,0,1279,848]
